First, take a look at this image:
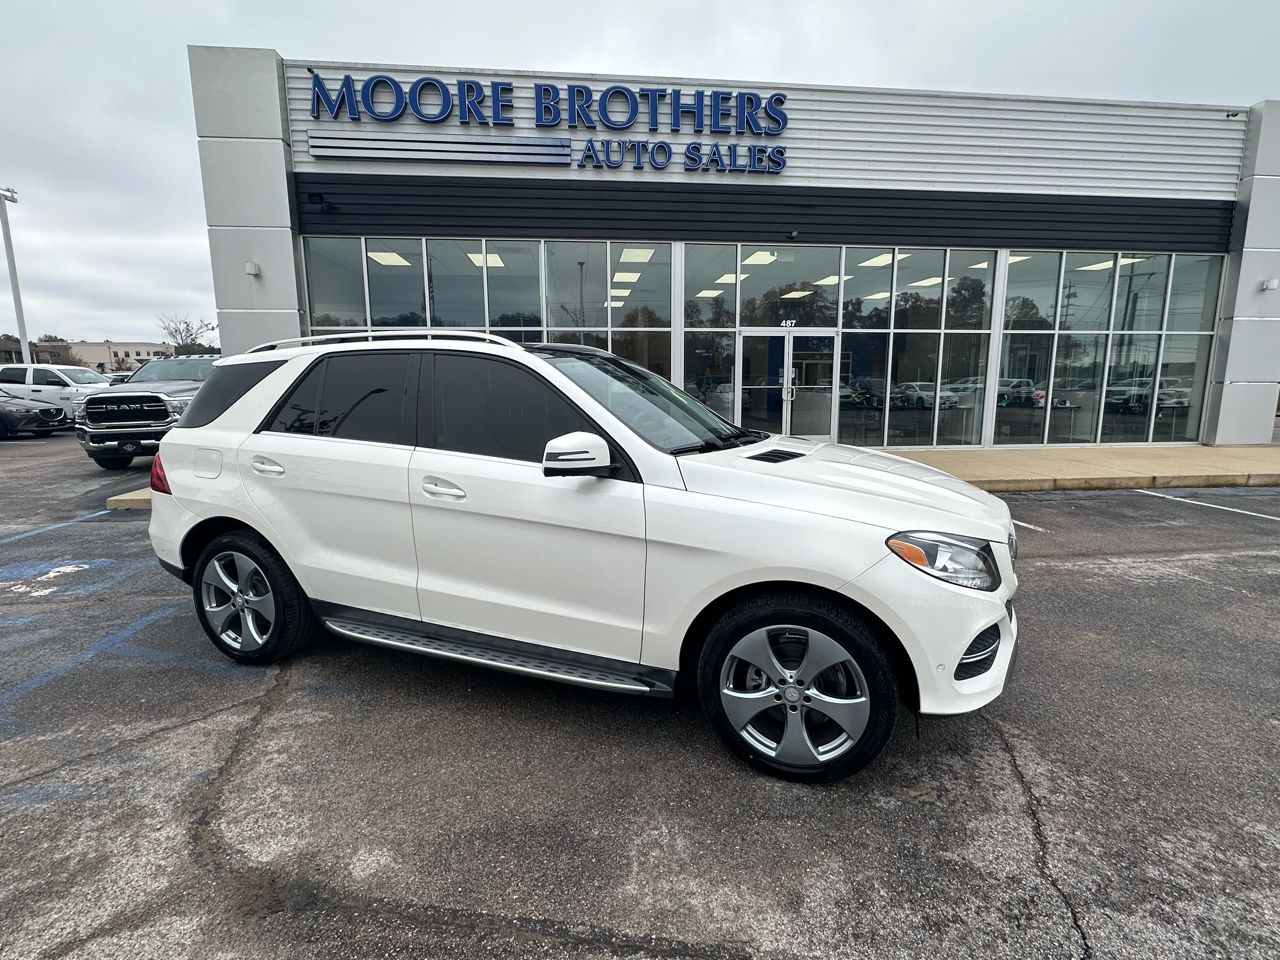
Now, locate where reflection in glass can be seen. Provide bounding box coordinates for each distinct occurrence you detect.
[937,333,988,445]
[894,249,946,329]
[740,246,839,327]
[685,244,737,328]
[1048,334,1106,443]
[1101,334,1159,441]
[546,241,607,328]
[790,336,835,437]
[549,330,608,350]
[1113,255,1169,331]
[740,335,785,434]
[1166,255,1224,331]
[887,332,940,445]
[1004,251,1059,330]
[945,251,995,329]
[995,333,1051,444]
[305,237,365,327]
[611,243,671,328]
[842,248,893,329]
[685,332,735,421]
[1152,335,1211,441]
[366,239,425,326]
[612,331,670,378]
[426,239,485,326]
[838,333,887,445]
[491,329,544,343]
[1060,253,1115,330]
[486,240,541,326]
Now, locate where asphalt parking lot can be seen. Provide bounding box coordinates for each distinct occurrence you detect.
[1,432,1279,959]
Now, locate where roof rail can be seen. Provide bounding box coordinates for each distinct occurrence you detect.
[246,330,519,354]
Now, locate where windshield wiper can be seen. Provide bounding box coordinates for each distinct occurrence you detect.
[669,438,728,456]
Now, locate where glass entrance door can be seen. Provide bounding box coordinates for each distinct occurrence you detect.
[738,333,835,440]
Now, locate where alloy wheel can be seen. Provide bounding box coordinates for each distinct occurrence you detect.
[200,551,275,651]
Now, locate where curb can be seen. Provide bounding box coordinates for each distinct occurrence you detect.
[973,473,1280,493]
[106,487,153,511]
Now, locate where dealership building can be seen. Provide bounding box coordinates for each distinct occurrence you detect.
[189,45,1280,448]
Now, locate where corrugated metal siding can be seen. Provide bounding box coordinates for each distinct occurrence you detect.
[294,173,1234,252]
[283,61,1248,201]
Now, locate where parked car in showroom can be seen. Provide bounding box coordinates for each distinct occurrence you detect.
[74,355,218,469]
[149,332,1018,784]
[892,381,959,409]
[0,363,112,418]
[0,386,69,439]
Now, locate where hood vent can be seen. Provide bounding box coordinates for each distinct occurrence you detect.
[747,449,805,464]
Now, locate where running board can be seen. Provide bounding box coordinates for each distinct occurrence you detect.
[321,613,675,697]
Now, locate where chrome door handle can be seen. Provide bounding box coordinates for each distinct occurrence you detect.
[251,460,285,476]
[782,386,796,401]
[422,476,465,499]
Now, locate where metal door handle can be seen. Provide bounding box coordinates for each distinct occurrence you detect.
[422,476,465,499]
[782,386,796,401]
[251,460,285,476]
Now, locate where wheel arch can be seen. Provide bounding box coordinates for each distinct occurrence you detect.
[179,516,261,583]
[677,580,920,714]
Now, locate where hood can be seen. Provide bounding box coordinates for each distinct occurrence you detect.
[88,380,205,398]
[0,392,65,414]
[676,438,1011,542]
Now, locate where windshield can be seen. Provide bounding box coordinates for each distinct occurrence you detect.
[539,352,756,454]
[126,357,217,383]
[60,367,110,384]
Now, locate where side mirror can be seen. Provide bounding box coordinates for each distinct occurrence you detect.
[543,432,617,478]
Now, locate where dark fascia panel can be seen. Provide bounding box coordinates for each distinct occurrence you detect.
[294,172,1235,252]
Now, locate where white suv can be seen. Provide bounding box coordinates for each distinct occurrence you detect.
[149,333,1019,782]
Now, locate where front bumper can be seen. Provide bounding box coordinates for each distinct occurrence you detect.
[76,426,171,456]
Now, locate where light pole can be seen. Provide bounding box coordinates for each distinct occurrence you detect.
[0,188,31,364]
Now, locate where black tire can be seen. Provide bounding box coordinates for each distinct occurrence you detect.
[32,430,55,438]
[698,592,898,783]
[93,455,134,470]
[193,530,319,665]
[0,420,8,441]
[915,397,925,409]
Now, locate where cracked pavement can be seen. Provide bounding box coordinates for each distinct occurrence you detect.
[1,433,1279,958]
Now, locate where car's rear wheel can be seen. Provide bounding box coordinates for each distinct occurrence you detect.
[92,455,133,470]
[193,530,318,665]
[698,593,898,783]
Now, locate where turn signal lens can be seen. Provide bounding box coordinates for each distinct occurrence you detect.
[150,454,172,495]
[887,531,1000,591]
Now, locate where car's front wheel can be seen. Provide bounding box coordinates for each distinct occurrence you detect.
[698,593,898,782]
[193,530,319,665]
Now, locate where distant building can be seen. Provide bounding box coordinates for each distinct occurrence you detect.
[71,341,174,373]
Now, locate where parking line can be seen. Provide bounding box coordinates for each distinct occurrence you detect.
[1012,520,1049,533]
[1137,489,1280,522]
[0,511,111,547]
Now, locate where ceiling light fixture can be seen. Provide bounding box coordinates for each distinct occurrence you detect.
[781,290,813,298]
[863,292,891,300]
[619,248,654,263]
[1118,256,1148,265]
[715,273,747,283]
[742,251,777,265]
[609,300,625,307]
[613,271,641,282]
[858,253,910,268]
[368,251,412,266]
[909,277,943,287]
[466,252,505,267]
[695,289,724,298]
[610,288,632,296]
[1075,259,1115,271]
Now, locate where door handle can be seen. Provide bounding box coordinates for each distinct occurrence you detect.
[421,476,465,499]
[782,385,796,401]
[251,460,285,476]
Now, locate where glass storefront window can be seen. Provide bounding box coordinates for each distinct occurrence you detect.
[366,239,425,327]
[685,331,735,419]
[740,245,839,327]
[1113,254,1170,331]
[1004,252,1059,330]
[486,240,541,326]
[549,330,608,350]
[887,332,939,445]
[937,333,988,445]
[1060,253,1115,330]
[1048,334,1106,443]
[944,251,995,330]
[1166,255,1224,332]
[611,243,671,327]
[1152,335,1211,441]
[612,331,670,377]
[685,244,737,327]
[995,333,1051,443]
[426,239,485,327]
[546,241,607,328]
[305,237,365,327]
[842,249,893,329]
[838,332,887,445]
[1101,334,1159,441]
[894,249,946,329]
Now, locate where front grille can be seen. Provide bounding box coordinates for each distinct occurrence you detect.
[85,395,169,426]
[955,624,1001,681]
[747,449,805,464]
[39,408,65,421]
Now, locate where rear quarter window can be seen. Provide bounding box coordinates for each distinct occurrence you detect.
[179,361,286,428]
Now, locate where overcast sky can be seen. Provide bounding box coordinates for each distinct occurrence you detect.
[2,0,1279,345]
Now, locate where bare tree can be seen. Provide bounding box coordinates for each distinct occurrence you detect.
[157,313,219,356]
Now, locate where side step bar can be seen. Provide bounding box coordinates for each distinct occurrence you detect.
[322,614,675,697]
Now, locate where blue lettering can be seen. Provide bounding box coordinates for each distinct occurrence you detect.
[311,74,359,120]
[737,92,764,134]
[457,80,487,124]
[704,143,727,171]
[568,85,596,128]
[650,141,672,168]
[727,144,749,171]
[767,145,787,172]
[671,89,705,132]
[763,93,788,135]
[535,83,562,126]
[626,140,649,168]
[360,75,406,121]
[710,90,733,133]
[598,85,639,129]
[749,144,769,172]
[601,139,624,168]
[408,77,452,122]
[683,142,704,169]
[578,139,603,167]
[638,88,667,131]
[490,81,514,125]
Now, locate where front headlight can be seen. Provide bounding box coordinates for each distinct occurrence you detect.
[1007,521,1018,562]
[164,397,191,417]
[72,398,89,421]
[886,531,1001,591]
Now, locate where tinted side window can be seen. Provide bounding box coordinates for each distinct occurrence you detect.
[317,353,410,444]
[268,362,325,435]
[434,354,589,462]
[0,368,24,384]
[32,369,66,386]
[180,360,285,429]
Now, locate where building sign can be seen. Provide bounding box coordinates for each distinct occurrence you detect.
[309,74,789,173]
